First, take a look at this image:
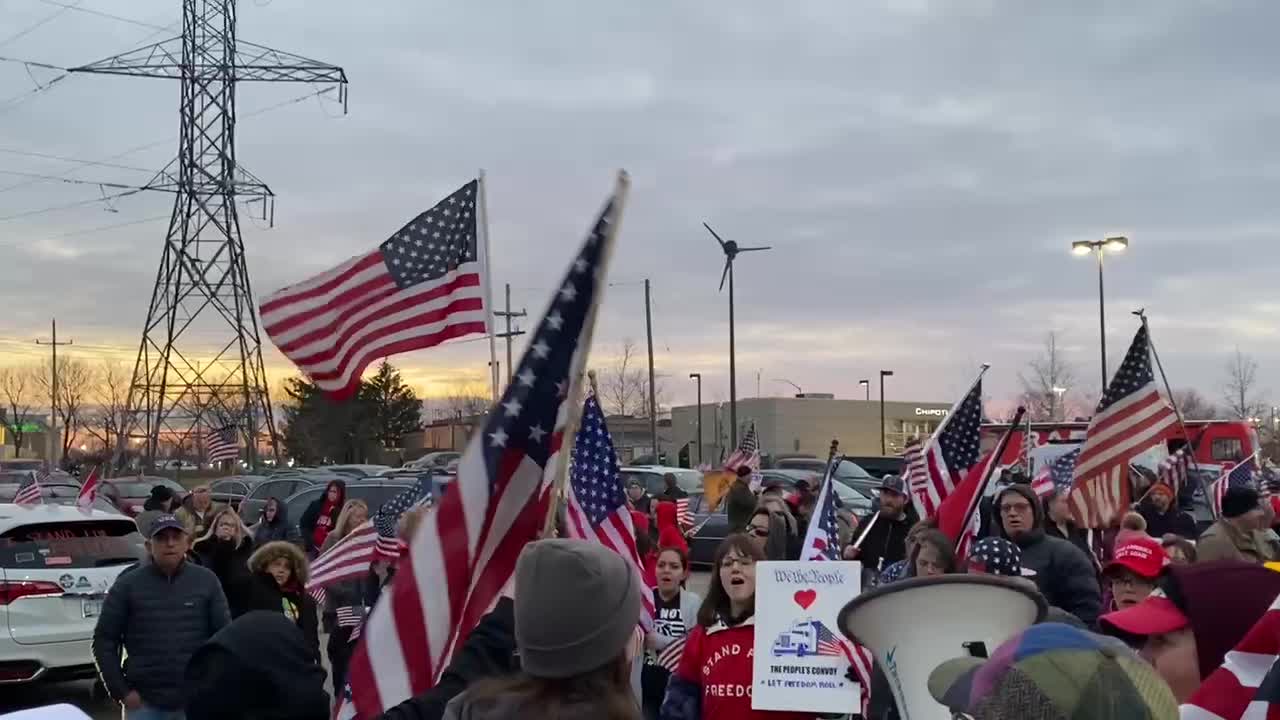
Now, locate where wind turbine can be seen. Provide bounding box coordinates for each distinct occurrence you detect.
[703,221,771,450]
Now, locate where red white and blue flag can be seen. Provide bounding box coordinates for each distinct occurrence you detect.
[1182,591,1280,720]
[814,621,846,658]
[206,425,239,464]
[1158,446,1192,498]
[564,394,656,627]
[800,461,841,562]
[1212,461,1256,518]
[14,469,46,507]
[260,180,488,400]
[1031,447,1081,500]
[342,183,623,719]
[911,372,985,519]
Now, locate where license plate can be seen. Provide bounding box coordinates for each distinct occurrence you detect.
[82,598,102,618]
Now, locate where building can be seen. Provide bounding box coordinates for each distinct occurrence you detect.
[667,395,953,463]
[0,414,51,461]
[402,412,672,465]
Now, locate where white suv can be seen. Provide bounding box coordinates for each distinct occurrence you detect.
[0,504,144,685]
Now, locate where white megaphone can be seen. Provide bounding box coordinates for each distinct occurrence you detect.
[837,575,1046,720]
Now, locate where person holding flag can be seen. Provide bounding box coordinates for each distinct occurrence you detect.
[1198,484,1276,564]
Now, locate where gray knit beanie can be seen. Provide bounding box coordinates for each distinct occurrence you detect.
[514,539,641,679]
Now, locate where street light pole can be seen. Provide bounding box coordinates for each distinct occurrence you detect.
[859,379,870,401]
[879,370,894,455]
[1072,236,1128,390]
[774,378,802,397]
[689,373,702,466]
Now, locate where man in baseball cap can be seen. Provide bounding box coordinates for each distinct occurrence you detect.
[1103,535,1168,610]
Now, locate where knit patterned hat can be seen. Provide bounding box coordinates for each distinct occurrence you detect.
[967,537,1021,577]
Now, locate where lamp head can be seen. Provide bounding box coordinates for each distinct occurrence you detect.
[880,370,895,377]
[1071,240,1093,256]
[1103,235,1129,252]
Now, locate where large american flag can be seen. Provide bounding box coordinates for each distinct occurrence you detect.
[1158,446,1192,498]
[1211,461,1256,518]
[305,476,435,595]
[1068,325,1178,528]
[724,423,760,475]
[343,185,622,718]
[913,375,984,519]
[260,180,488,400]
[206,425,239,465]
[564,394,655,626]
[799,464,841,561]
[1031,447,1081,500]
[1182,591,1280,720]
[13,469,46,507]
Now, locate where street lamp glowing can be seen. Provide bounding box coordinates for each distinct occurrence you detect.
[1071,241,1093,256]
[1103,236,1129,252]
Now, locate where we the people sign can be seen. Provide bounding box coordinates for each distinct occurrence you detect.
[751,561,862,713]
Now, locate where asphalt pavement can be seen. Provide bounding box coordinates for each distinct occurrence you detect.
[3,570,714,718]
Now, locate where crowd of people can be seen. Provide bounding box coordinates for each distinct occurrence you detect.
[69,460,1280,720]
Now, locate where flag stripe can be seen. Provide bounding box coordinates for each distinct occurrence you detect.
[259,251,387,317]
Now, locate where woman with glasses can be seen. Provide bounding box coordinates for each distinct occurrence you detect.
[1102,535,1168,610]
[659,535,813,720]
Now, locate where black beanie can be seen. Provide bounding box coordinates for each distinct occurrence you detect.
[1221,486,1260,519]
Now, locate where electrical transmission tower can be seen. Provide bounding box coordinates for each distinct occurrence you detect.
[69,0,347,468]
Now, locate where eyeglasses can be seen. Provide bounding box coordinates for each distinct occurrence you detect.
[1109,574,1156,590]
[721,556,756,569]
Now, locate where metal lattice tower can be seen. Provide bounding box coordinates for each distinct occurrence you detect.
[70,0,347,468]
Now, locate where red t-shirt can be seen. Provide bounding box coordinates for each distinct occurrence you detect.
[674,618,815,720]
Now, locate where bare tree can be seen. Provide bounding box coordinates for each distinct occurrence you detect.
[1172,388,1222,421]
[33,358,95,457]
[1017,332,1079,421]
[0,366,37,453]
[600,339,647,416]
[84,361,135,455]
[1221,348,1266,420]
[442,380,490,418]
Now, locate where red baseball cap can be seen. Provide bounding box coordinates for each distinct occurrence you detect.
[1104,535,1168,580]
[1099,587,1188,636]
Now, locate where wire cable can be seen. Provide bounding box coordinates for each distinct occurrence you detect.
[0,147,154,174]
[0,187,146,223]
[0,0,84,50]
[35,0,170,32]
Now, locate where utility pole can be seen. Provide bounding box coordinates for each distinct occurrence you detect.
[493,283,527,388]
[644,279,658,463]
[36,319,72,468]
[689,373,702,466]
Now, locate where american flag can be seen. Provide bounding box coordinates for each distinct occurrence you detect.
[344,184,623,718]
[260,180,488,400]
[724,423,760,477]
[814,621,846,658]
[336,606,369,642]
[1182,591,1280,720]
[306,476,435,595]
[799,465,841,561]
[1030,447,1081,500]
[13,469,46,507]
[901,437,928,504]
[674,497,692,529]
[564,394,655,626]
[913,375,984,519]
[1212,461,1255,518]
[656,636,685,672]
[206,425,239,464]
[1068,325,1178,528]
[1157,446,1192,497]
[76,466,99,511]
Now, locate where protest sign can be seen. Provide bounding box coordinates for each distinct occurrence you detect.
[751,560,862,713]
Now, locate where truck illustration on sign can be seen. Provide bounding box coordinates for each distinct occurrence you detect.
[771,619,846,659]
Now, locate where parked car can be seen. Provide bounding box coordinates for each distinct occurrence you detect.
[618,466,703,498]
[207,476,268,513]
[403,452,462,472]
[159,460,199,471]
[0,504,146,684]
[323,465,393,477]
[237,476,324,524]
[842,455,903,479]
[99,477,187,517]
[758,469,874,518]
[0,482,117,514]
[0,460,46,473]
[283,476,427,536]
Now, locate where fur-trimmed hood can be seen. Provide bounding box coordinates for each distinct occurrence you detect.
[248,540,309,585]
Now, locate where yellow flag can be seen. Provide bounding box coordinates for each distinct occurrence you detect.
[702,470,734,513]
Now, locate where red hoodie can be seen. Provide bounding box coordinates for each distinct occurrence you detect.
[656,500,689,555]
[673,618,814,720]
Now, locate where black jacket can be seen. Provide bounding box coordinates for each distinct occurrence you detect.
[377,597,517,720]
[185,610,330,720]
[254,500,301,547]
[299,480,347,553]
[244,572,321,661]
[1043,518,1094,563]
[993,485,1102,628]
[725,480,756,533]
[1139,501,1198,540]
[857,507,917,574]
[92,560,230,710]
[192,537,256,618]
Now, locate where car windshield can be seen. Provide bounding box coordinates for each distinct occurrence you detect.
[111,480,184,496]
[671,470,703,493]
[833,460,874,480]
[0,471,35,484]
[0,519,145,569]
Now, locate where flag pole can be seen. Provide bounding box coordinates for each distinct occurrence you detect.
[478,170,500,403]
[539,170,631,540]
[954,406,1026,554]
[1134,310,1218,519]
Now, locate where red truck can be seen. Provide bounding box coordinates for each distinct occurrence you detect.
[979,419,1261,471]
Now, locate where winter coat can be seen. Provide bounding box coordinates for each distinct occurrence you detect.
[243,573,320,661]
[191,536,256,617]
[1043,518,1094,563]
[184,610,330,720]
[856,508,916,574]
[177,503,224,538]
[377,598,518,720]
[1138,502,1198,540]
[993,485,1102,628]
[655,501,689,555]
[442,691,625,720]
[1197,519,1280,564]
[660,617,813,720]
[92,560,231,710]
[725,480,756,533]
[253,500,301,546]
[299,480,347,553]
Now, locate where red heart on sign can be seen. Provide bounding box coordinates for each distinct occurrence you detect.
[793,589,817,610]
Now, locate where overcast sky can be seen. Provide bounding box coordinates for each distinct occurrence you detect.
[2,0,1278,414]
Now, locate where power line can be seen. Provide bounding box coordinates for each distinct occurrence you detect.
[0,147,154,174]
[0,0,84,50]
[49,213,168,239]
[0,187,146,223]
[0,169,165,192]
[36,0,171,32]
